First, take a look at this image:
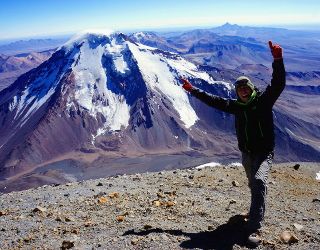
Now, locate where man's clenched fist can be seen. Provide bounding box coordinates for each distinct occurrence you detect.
[181,78,193,92]
[268,40,283,60]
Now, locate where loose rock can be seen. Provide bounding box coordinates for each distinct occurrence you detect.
[61,240,74,249]
[144,224,152,230]
[33,206,46,213]
[280,231,299,244]
[165,201,175,207]
[232,180,240,187]
[98,197,108,204]
[109,192,120,198]
[153,200,161,207]
[293,164,300,170]
[293,223,304,231]
[131,238,139,245]
[116,215,125,222]
[0,210,7,216]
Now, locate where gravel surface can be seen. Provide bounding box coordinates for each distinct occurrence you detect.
[0,162,319,249]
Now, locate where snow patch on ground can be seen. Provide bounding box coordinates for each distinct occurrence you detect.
[229,162,242,167]
[316,171,320,181]
[195,162,221,169]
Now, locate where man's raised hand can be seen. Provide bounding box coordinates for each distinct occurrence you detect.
[268,40,283,60]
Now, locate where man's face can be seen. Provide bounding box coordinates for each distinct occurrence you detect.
[237,85,253,103]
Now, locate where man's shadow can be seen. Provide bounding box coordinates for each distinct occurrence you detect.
[123,214,251,250]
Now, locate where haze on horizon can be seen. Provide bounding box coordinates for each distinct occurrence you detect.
[1,0,320,40]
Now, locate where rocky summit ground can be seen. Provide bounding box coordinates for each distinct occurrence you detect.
[0,162,319,250]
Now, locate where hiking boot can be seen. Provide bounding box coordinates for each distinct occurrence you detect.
[246,232,262,248]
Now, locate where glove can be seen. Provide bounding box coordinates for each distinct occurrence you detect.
[181,78,193,92]
[268,40,282,60]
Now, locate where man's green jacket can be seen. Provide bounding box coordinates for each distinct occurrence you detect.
[190,59,286,154]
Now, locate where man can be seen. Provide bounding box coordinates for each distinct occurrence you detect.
[181,41,285,247]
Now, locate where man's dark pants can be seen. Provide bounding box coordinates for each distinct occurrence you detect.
[241,151,274,231]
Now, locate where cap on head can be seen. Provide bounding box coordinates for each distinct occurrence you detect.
[234,76,255,91]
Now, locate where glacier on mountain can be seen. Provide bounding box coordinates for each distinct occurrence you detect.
[59,31,231,132]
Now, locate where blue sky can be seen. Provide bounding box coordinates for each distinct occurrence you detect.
[1,0,320,39]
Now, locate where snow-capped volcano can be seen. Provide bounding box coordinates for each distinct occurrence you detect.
[62,30,214,131]
[0,31,233,178]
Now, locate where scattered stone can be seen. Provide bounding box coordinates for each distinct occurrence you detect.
[0,210,7,216]
[116,215,125,222]
[84,221,92,227]
[229,199,237,204]
[280,231,299,244]
[144,224,152,230]
[165,201,175,207]
[164,191,176,196]
[56,216,63,222]
[153,200,162,207]
[122,211,129,216]
[131,238,140,245]
[65,183,72,187]
[312,198,320,202]
[263,240,276,247]
[61,240,74,249]
[157,192,165,198]
[94,192,106,198]
[293,164,300,170]
[23,235,34,243]
[109,192,120,198]
[98,197,108,204]
[65,216,75,222]
[71,229,79,234]
[96,182,103,186]
[232,180,240,187]
[33,206,46,213]
[293,223,304,231]
[208,225,214,230]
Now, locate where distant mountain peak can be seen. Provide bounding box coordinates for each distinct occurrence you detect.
[221,22,239,27]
